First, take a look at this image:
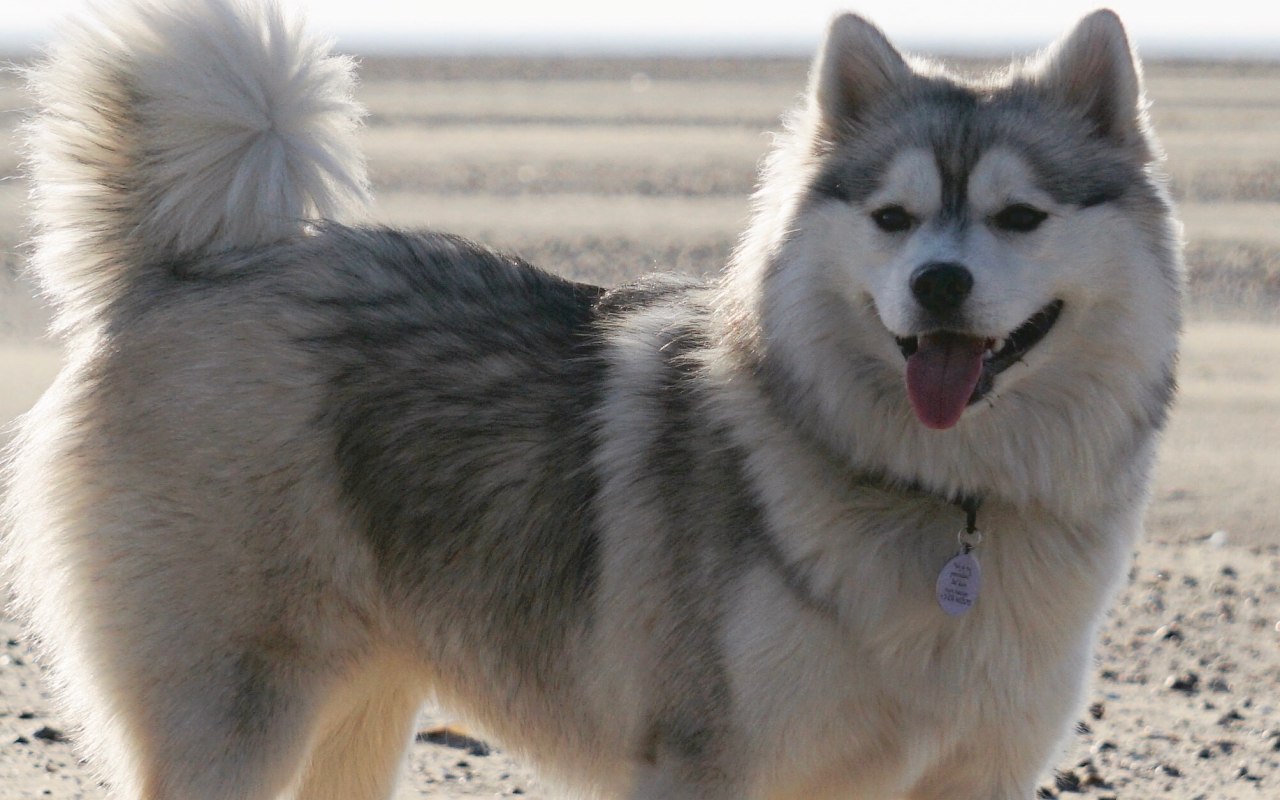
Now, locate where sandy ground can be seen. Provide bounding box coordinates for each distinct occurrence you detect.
[0,50,1277,799]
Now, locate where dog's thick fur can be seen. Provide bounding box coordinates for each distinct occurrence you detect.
[3,1,1182,798]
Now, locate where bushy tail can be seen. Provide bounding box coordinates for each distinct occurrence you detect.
[26,0,370,329]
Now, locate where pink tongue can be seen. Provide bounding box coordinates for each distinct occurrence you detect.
[905,333,987,430]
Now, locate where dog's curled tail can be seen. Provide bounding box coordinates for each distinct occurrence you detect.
[26,0,370,329]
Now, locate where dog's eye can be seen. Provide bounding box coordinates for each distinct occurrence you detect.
[992,204,1048,233]
[871,205,914,233]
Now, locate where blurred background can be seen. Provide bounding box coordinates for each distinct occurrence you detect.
[6,0,1280,54]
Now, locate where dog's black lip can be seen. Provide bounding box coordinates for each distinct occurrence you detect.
[894,299,1065,404]
[982,300,1064,378]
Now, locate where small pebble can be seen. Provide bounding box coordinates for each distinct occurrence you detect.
[1165,672,1199,693]
[1054,769,1081,791]
[32,727,65,743]
[1082,770,1109,788]
[415,727,492,757]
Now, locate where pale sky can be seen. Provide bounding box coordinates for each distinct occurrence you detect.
[4,0,1278,56]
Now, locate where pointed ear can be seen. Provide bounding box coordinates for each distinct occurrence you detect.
[811,14,912,140]
[1033,9,1152,159]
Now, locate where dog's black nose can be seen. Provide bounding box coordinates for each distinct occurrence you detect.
[910,262,973,314]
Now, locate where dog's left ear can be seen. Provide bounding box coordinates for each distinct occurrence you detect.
[1033,9,1153,160]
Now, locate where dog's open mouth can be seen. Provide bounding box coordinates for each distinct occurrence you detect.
[894,300,1064,430]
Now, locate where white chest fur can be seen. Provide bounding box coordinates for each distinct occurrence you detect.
[721,446,1141,798]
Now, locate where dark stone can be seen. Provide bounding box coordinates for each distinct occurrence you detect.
[416,727,492,757]
[1054,769,1082,792]
[1165,672,1199,693]
[33,726,66,743]
[1217,709,1245,726]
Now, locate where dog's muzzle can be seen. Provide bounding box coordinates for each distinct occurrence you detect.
[895,299,1064,429]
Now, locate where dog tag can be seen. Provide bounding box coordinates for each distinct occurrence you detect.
[936,551,981,616]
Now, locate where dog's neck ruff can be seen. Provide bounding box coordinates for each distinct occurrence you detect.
[757,479,985,620]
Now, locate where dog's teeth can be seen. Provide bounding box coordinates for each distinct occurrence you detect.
[993,337,1006,353]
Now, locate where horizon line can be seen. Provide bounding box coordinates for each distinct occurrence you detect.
[1,29,1278,61]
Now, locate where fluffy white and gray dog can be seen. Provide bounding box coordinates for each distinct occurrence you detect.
[3,1,1182,798]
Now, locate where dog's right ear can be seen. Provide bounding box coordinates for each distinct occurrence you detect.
[811,14,911,141]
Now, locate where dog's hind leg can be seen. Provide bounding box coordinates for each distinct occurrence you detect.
[47,601,414,800]
[287,658,425,800]
[82,650,344,800]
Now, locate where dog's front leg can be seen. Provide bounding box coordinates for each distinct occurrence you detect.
[903,738,1053,800]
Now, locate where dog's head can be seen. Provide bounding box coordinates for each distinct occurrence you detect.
[733,11,1183,504]
[747,11,1181,434]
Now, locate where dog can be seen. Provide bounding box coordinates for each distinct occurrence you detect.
[3,1,1182,797]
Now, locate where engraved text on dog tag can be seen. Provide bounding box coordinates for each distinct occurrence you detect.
[936,551,981,616]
